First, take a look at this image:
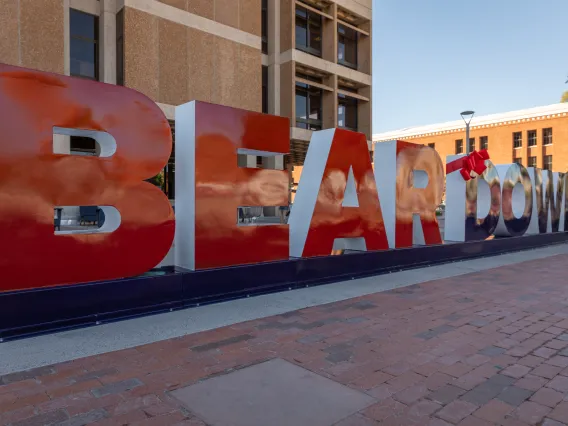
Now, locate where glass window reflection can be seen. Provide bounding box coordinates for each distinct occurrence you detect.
[338,24,358,69]
[338,94,358,131]
[70,9,98,81]
[295,6,322,57]
[295,82,322,130]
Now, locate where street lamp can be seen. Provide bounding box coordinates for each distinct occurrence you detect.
[460,110,475,154]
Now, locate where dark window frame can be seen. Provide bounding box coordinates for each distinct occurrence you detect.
[479,136,488,150]
[455,139,463,154]
[468,138,475,153]
[514,157,523,165]
[544,155,553,171]
[513,131,522,148]
[295,6,322,57]
[261,0,268,54]
[428,143,435,149]
[295,82,323,131]
[543,128,553,145]
[528,130,537,147]
[70,8,99,81]
[338,94,358,131]
[338,23,358,70]
[528,156,537,168]
[262,66,268,114]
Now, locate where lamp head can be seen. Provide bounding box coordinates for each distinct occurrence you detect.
[460,110,475,125]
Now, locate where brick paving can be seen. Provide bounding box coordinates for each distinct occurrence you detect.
[3,255,568,425]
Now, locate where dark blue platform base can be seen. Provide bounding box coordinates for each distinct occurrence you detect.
[1,232,567,341]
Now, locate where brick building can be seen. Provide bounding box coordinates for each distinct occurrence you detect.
[0,0,373,203]
[373,103,568,173]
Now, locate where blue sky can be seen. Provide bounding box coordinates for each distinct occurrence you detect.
[372,0,568,134]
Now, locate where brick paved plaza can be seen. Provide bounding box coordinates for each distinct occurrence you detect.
[3,253,568,425]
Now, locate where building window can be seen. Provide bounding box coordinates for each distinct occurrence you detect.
[261,0,268,54]
[455,139,463,154]
[70,136,97,156]
[528,156,537,168]
[338,94,358,131]
[338,24,358,69]
[468,138,475,153]
[262,66,268,114]
[295,6,322,57]
[480,136,488,150]
[295,82,322,130]
[513,131,522,148]
[528,130,537,147]
[514,157,522,165]
[116,9,124,86]
[70,9,99,80]
[543,128,553,145]
[428,143,435,149]
[544,155,552,171]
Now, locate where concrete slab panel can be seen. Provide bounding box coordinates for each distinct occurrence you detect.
[170,358,375,426]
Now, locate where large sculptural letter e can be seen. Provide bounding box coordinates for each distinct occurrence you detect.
[175,102,290,270]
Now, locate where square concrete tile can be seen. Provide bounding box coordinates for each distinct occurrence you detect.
[170,358,376,426]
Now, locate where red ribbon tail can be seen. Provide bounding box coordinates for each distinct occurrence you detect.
[460,169,471,181]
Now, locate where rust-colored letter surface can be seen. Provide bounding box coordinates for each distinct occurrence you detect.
[0,64,174,291]
[289,129,389,257]
[175,102,290,270]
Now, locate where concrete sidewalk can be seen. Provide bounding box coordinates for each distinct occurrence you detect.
[2,245,568,425]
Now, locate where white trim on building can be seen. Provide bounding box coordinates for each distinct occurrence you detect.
[373,103,568,142]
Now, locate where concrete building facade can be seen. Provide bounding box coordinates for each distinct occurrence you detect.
[0,0,373,204]
[373,103,568,173]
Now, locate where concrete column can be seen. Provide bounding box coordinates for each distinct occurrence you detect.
[279,0,294,52]
[323,74,337,130]
[357,21,372,75]
[280,61,295,123]
[268,0,281,115]
[100,0,117,84]
[64,0,70,75]
[322,3,337,63]
[358,86,372,140]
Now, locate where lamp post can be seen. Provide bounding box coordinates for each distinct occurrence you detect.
[460,110,475,155]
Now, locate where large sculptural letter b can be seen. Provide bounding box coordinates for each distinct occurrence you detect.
[0,64,175,291]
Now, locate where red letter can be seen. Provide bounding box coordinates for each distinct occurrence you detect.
[175,102,289,270]
[289,129,389,257]
[0,64,174,291]
[373,140,444,248]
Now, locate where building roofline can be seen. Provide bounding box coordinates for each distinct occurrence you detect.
[373,103,568,142]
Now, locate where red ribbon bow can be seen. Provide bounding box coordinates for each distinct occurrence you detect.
[446,149,490,181]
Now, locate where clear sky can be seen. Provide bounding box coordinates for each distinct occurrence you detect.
[372,0,568,134]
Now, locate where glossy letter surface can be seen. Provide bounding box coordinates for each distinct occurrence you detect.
[175,101,289,270]
[289,129,388,258]
[526,168,564,234]
[494,164,532,237]
[445,155,500,242]
[0,64,174,291]
[374,141,443,248]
